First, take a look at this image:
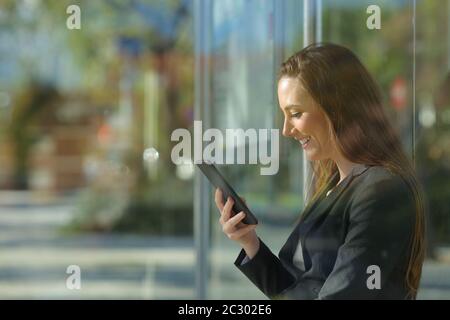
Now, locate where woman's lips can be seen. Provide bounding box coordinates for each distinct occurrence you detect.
[299,136,311,149]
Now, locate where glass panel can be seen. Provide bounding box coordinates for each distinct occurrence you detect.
[2,0,449,301]
[0,0,195,299]
[415,0,450,300]
[206,0,426,300]
[207,0,304,299]
[322,0,450,299]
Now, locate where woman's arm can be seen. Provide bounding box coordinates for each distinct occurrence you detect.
[234,238,297,299]
[241,235,260,259]
[214,188,296,298]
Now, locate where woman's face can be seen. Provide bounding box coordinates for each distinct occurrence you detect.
[277,76,336,161]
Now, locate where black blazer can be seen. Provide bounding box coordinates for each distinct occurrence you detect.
[234,164,416,299]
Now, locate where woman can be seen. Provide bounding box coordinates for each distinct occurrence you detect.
[215,43,426,300]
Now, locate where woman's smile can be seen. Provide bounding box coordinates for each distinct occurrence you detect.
[295,136,312,149]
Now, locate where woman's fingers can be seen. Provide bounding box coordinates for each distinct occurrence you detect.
[215,192,256,243]
[222,211,245,234]
[221,196,234,222]
[215,188,224,212]
[227,224,256,240]
[228,211,245,224]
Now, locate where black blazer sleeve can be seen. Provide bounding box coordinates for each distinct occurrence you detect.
[317,176,415,299]
[234,239,296,299]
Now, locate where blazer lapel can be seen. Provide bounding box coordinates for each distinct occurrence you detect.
[284,164,370,272]
[298,164,370,236]
[297,171,339,225]
[281,171,339,270]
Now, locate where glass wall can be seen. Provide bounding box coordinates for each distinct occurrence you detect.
[321,0,450,299]
[203,0,305,299]
[414,0,450,299]
[201,0,450,300]
[0,0,449,300]
[0,0,195,299]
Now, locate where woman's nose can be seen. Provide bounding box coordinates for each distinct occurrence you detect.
[282,119,295,137]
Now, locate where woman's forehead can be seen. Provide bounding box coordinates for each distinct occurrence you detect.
[278,77,314,107]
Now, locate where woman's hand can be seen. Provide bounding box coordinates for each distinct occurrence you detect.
[215,188,260,258]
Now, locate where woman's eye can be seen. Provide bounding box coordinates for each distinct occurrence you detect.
[291,112,302,118]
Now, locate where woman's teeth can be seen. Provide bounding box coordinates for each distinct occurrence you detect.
[299,137,311,145]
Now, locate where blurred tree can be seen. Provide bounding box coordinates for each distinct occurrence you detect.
[7,81,61,189]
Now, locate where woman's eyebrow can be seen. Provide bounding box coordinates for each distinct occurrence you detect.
[285,104,303,110]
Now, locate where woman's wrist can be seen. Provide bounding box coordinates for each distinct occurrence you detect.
[241,235,260,259]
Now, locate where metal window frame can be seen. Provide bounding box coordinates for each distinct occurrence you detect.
[302,0,321,204]
[193,0,212,300]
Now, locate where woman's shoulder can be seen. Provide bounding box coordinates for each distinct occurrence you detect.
[350,165,414,206]
[350,165,415,211]
[348,165,416,234]
[357,165,407,190]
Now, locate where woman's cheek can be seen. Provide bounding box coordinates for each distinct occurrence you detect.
[298,116,312,133]
[296,117,308,131]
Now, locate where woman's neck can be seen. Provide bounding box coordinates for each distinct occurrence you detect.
[333,155,361,186]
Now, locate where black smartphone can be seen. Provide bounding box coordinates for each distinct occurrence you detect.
[196,162,258,225]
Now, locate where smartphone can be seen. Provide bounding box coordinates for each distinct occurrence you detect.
[196,162,258,225]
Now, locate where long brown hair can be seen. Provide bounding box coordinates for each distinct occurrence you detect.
[278,43,426,299]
